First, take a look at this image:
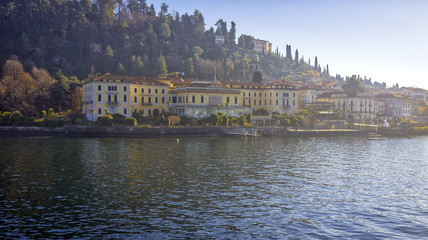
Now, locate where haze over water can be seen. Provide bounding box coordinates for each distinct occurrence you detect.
[1,136,427,239]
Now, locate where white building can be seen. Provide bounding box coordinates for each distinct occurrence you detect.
[399,87,427,101]
[215,35,225,45]
[317,92,376,121]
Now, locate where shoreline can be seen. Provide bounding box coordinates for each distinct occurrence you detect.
[1,125,423,138]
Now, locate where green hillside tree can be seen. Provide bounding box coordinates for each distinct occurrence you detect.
[154,55,168,76]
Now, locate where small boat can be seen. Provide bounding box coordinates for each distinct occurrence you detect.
[224,128,259,137]
[368,133,385,140]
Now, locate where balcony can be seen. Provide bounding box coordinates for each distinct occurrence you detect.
[141,103,152,106]
[282,105,290,109]
[107,101,118,106]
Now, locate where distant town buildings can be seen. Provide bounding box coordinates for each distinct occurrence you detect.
[82,72,428,124]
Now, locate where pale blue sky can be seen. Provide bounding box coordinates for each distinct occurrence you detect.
[151,0,428,89]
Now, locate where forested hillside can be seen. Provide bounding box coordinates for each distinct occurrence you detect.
[0,0,329,82]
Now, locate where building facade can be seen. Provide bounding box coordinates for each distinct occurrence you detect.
[252,38,272,53]
[317,92,376,121]
[82,74,169,121]
[399,87,427,102]
[224,82,299,115]
[83,74,301,121]
[375,94,404,119]
[169,83,250,118]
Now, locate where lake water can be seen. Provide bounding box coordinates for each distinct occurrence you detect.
[0,135,427,239]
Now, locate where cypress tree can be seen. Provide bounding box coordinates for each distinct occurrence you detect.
[294,49,299,64]
[286,45,292,60]
[314,56,318,70]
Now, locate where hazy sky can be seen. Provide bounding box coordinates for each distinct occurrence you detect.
[151,0,428,89]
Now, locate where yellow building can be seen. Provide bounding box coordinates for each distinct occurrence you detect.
[253,38,272,53]
[169,82,250,118]
[82,73,170,121]
[224,81,299,115]
[83,74,301,121]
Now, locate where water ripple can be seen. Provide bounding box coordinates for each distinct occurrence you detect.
[0,136,427,239]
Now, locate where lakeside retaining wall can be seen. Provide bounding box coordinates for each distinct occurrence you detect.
[0,125,390,138]
[0,125,224,138]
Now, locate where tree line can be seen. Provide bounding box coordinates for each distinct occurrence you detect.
[0,57,82,116]
[0,0,332,84]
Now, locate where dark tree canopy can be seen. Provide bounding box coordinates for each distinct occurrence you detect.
[343,76,365,94]
[0,0,338,88]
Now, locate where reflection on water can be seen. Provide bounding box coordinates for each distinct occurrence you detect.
[1,136,428,239]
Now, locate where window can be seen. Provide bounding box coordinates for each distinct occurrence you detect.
[293,93,296,97]
[243,92,245,97]
[155,97,158,103]
[162,89,165,94]
[259,100,262,105]
[226,97,230,103]
[107,86,117,91]
[148,88,151,94]
[124,95,127,102]
[192,96,195,103]
[254,99,256,105]
[98,108,102,114]
[134,96,137,103]
[148,97,151,104]
[98,85,101,91]
[114,95,117,102]
[162,97,165,104]
[276,99,278,105]
[98,94,101,102]
[201,96,204,103]
[253,93,256,97]
[155,89,158,94]
[108,95,111,102]
[124,86,127,92]
[141,96,144,103]
[124,108,127,115]
[276,92,278,97]
[141,88,144,93]
[235,97,238,104]
[148,109,151,115]
[134,88,137,93]
[259,93,262,97]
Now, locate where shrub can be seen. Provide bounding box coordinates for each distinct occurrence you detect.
[132,111,144,124]
[124,117,137,127]
[98,114,114,126]
[43,118,66,128]
[67,112,85,125]
[168,115,181,126]
[112,113,126,123]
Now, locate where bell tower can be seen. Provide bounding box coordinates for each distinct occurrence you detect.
[249,54,260,82]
